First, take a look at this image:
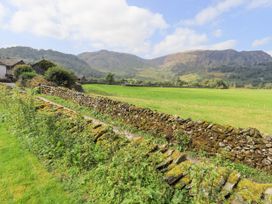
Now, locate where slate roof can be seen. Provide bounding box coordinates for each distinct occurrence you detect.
[0,58,24,66]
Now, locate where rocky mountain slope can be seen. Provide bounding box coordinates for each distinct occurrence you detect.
[79,49,272,84]
[151,49,272,73]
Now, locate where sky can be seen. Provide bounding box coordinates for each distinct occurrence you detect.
[0,0,271,58]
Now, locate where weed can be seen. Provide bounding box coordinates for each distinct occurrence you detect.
[173,130,191,151]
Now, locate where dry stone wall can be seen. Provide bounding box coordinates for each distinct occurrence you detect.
[37,95,272,204]
[40,85,272,172]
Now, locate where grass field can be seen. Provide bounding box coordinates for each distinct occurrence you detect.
[0,120,74,203]
[83,84,272,134]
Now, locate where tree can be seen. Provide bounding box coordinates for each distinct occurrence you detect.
[176,79,187,87]
[45,66,77,87]
[105,73,115,85]
[201,79,229,89]
[13,64,35,80]
[32,59,56,75]
[213,79,229,89]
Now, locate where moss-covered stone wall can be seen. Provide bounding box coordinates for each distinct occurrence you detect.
[37,92,272,204]
[40,85,272,172]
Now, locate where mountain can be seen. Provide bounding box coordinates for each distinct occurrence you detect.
[151,49,272,73]
[0,46,103,77]
[78,49,272,84]
[1,46,272,85]
[78,50,150,76]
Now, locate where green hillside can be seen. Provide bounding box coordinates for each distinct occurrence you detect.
[78,50,150,76]
[0,46,103,77]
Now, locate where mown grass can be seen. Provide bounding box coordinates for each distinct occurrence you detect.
[83,84,272,134]
[0,119,74,203]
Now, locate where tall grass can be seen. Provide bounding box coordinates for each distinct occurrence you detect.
[0,86,181,203]
[3,86,270,203]
[41,94,272,184]
[0,88,76,203]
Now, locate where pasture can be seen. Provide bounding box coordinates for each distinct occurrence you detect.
[83,84,272,134]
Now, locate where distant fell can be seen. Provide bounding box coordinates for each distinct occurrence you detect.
[151,49,272,73]
[78,50,150,76]
[0,46,102,77]
[78,49,272,84]
[1,46,272,84]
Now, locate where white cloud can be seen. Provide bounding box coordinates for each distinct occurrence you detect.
[7,0,167,55]
[252,36,272,47]
[183,0,245,26]
[266,50,272,56]
[153,28,236,56]
[0,2,6,26]
[153,28,207,56]
[248,0,272,9]
[183,0,272,27]
[1,0,267,57]
[209,39,237,49]
[213,29,223,37]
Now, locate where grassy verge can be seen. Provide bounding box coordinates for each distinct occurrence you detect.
[0,88,180,203]
[0,119,74,203]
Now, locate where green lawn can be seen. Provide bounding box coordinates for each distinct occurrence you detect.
[0,121,74,203]
[83,84,272,134]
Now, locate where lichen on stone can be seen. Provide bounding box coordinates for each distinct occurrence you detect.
[231,179,272,203]
[165,160,192,178]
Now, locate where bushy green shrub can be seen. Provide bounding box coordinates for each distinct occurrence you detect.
[16,72,37,87]
[45,66,77,87]
[88,141,173,203]
[174,130,191,151]
[20,71,37,80]
[201,79,229,89]
[13,64,36,80]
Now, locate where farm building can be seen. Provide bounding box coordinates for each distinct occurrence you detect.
[0,59,25,81]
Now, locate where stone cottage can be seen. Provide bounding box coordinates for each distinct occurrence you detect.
[0,59,25,81]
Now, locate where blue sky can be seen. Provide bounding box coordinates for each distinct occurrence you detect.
[0,0,271,58]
